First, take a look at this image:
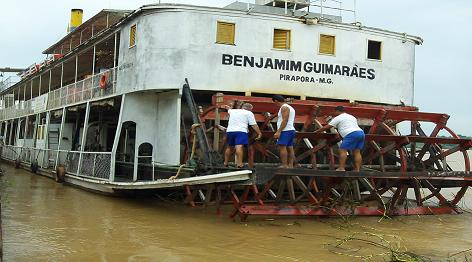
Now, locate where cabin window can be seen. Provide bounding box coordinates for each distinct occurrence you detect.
[367,40,382,60]
[129,24,137,48]
[216,21,235,45]
[273,29,291,50]
[319,34,335,55]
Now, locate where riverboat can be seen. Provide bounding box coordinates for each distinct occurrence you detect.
[1,1,471,219]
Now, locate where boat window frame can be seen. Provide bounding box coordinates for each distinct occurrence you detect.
[366,39,383,61]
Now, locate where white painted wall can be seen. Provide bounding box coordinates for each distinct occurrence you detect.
[155,90,181,165]
[119,91,181,166]
[117,7,419,105]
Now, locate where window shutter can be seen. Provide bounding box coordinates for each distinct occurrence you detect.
[273,29,291,50]
[216,22,235,45]
[129,24,137,47]
[319,34,335,55]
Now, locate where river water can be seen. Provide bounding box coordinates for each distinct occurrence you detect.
[2,152,472,261]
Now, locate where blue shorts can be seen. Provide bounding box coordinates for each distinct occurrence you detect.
[340,130,365,150]
[277,130,296,146]
[227,132,248,146]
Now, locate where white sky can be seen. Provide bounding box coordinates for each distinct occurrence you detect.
[0,0,471,135]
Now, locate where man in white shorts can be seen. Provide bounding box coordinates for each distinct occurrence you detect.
[223,103,262,168]
[315,106,365,171]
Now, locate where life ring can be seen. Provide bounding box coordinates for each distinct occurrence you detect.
[99,72,110,90]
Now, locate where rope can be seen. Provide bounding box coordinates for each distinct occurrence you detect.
[168,124,200,180]
[168,164,186,180]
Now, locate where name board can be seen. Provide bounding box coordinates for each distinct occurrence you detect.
[32,93,48,113]
[221,54,376,84]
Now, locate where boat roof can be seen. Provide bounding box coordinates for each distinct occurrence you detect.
[43,9,131,54]
[43,2,423,55]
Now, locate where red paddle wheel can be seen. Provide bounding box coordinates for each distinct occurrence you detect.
[182,94,472,221]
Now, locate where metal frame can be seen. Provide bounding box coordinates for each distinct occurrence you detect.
[179,94,472,220]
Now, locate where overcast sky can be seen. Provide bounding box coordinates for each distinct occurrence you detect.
[0,0,470,135]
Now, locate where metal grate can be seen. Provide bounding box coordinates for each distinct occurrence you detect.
[80,152,111,180]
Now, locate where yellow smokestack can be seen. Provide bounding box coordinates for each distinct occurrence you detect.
[69,9,83,33]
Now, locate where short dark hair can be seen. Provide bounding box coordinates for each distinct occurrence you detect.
[335,106,345,112]
[272,95,285,102]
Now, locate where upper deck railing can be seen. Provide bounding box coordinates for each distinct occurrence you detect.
[0,67,117,121]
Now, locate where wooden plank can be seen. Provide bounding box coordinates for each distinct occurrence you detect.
[275,178,286,203]
[292,176,319,204]
[286,177,296,203]
[110,170,252,189]
[413,180,423,206]
[204,184,214,206]
[359,178,384,205]
[255,167,472,180]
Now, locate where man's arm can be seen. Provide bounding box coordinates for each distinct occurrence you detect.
[251,125,262,140]
[247,113,262,140]
[314,124,333,133]
[274,106,289,138]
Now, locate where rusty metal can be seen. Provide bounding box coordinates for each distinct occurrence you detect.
[180,94,472,220]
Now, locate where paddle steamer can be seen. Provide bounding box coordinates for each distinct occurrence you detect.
[1,1,470,218]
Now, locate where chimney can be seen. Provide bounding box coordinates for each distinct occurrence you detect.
[68,9,83,33]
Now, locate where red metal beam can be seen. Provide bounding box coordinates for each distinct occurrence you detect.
[407,136,472,146]
[236,205,458,217]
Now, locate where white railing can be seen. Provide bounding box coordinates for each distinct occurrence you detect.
[0,100,33,121]
[47,67,117,110]
[0,145,55,168]
[0,67,117,121]
[0,145,112,181]
[308,0,357,22]
[1,145,21,161]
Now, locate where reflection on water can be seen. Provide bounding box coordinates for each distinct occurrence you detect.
[1,151,472,261]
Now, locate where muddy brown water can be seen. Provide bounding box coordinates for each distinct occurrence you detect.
[1,152,472,261]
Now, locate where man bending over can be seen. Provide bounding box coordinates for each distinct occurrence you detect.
[315,106,365,171]
[223,103,262,168]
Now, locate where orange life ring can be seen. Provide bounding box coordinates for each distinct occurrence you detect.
[99,73,110,90]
